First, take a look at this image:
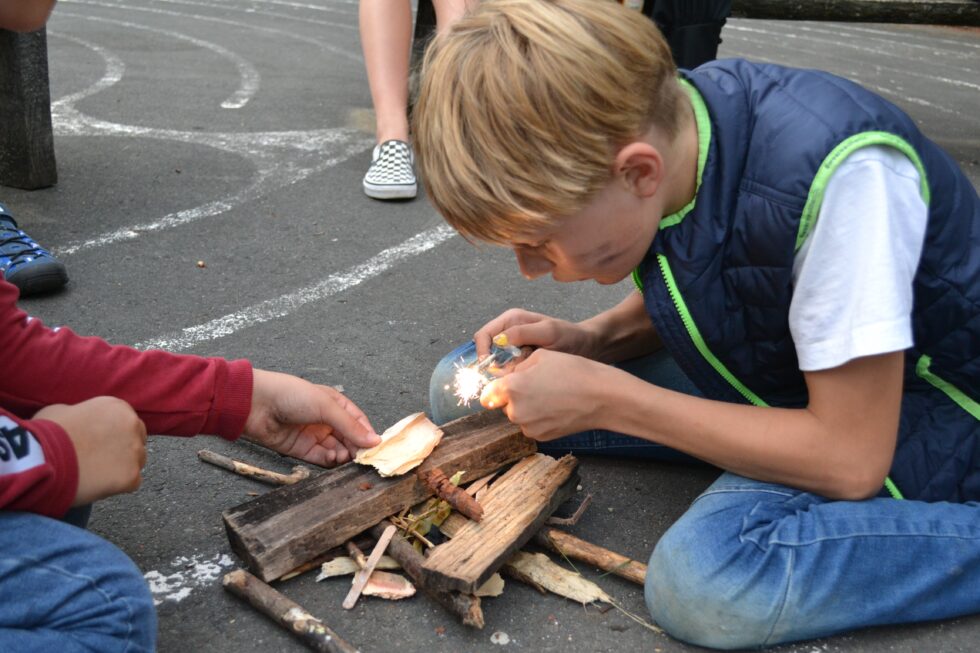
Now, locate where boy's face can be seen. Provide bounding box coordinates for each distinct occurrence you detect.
[509,178,661,286]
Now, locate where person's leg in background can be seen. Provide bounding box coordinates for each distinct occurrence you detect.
[646,471,980,649]
[428,341,704,462]
[0,511,156,652]
[359,0,476,201]
[0,201,68,296]
[643,0,733,69]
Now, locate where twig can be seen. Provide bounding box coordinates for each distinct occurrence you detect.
[343,525,397,609]
[223,569,359,653]
[198,449,311,485]
[545,494,592,526]
[534,527,647,586]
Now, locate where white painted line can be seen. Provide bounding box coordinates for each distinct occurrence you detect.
[64,0,362,63]
[136,225,457,352]
[145,552,236,605]
[48,24,373,256]
[148,0,358,30]
[53,136,371,256]
[58,7,260,109]
[726,24,980,91]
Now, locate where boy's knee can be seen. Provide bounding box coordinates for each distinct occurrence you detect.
[644,512,786,650]
[0,515,157,651]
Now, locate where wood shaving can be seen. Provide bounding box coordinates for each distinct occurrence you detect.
[354,413,444,476]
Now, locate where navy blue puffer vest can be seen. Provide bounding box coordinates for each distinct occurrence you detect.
[635,60,980,502]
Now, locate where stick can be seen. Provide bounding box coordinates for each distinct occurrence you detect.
[419,467,484,522]
[534,527,647,586]
[343,526,396,609]
[370,521,485,629]
[198,450,311,485]
[223,569,359,653]
[278,535,376,582]
[345,541,369,569]
[545,494,592,527]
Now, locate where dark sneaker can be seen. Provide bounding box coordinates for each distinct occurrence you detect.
[0,203,68,296]
[363,139,418,200]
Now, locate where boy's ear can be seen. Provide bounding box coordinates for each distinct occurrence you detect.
[614,142,665,198]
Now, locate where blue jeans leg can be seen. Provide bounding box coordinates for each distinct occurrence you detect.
[429,342,703,462]
[646,472,980,649]
[0,511,157,652]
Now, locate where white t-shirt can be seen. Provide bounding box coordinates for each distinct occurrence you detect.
[789,145,928,371]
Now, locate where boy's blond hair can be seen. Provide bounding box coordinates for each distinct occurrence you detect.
[413,0,683,244]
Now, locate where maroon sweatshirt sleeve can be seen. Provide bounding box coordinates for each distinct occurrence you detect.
[0,278,253,439]
[0,409,78,517]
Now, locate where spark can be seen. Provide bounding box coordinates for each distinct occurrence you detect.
[453,363,489,407]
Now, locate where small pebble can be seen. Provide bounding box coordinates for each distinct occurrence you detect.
[490,631,510,645]
[196,260,206,268]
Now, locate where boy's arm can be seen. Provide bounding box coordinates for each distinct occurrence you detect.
[0,279,252,439]
[476,291,661,362]
[604,350,903,499]
[579,291,662,363]
[483,348,903,500]
[0,408,78,517]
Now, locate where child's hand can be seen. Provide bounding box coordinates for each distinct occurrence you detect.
[474,308,598,360]
[479,349,612,441]
[243,369,380,467]
[34,397,148,506]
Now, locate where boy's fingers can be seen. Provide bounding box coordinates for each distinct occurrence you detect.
[316,393,380,449]
[480,378,510,410]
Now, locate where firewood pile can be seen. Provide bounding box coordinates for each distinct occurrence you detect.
[202,410,654,652]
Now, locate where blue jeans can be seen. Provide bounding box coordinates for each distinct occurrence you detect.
[0,508,157,652]
[429,342,980,648]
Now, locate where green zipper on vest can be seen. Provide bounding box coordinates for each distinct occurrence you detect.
[659,252,906,499]
[656,254,767,407]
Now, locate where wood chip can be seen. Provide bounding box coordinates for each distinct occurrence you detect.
[354,413,444,477]
[503,551,611,605]
[316,556,401,580]
[362,571,416,600]
[474,573,505,597]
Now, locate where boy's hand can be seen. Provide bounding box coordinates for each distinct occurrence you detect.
[479,349,612,441]
[242,369,380,467]
[474,309,598,360]
[34,397,148,506]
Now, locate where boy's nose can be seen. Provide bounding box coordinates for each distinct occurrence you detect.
[515,249,553,279]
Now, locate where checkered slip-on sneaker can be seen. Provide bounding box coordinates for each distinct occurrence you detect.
[363,139,418,200]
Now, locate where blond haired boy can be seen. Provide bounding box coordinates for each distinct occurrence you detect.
[418,0,980,649]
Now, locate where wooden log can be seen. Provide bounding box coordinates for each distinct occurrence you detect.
[422,454,579,594]
[223,410,535,581]
[0,28,56,189]
[223,569,359,653]
[534,527,648,587]
[370,521,485,629]
[731,0,980,25]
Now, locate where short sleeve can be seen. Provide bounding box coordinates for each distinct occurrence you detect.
[789,145,928,371]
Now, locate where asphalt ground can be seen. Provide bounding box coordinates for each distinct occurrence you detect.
[4,2,979,651]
